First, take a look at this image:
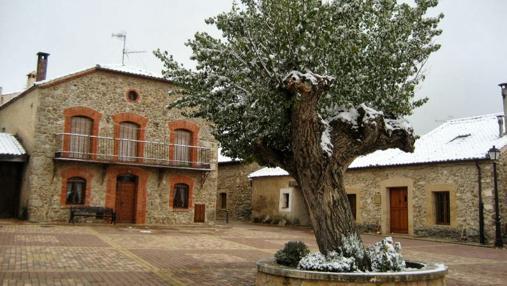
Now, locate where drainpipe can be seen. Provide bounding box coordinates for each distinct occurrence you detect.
[475,160,485,244]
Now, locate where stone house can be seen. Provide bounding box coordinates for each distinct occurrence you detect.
[216,150,261,221]
[248,111,507,243]
[0,52,218,224]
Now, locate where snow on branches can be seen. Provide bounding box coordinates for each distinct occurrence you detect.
[155,0,441,164]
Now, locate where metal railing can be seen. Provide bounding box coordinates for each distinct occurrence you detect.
[55,133,211,170]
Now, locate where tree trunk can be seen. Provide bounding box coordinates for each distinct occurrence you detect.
[283,71,366,257]
[296,166,359,253]
[281,71,413,269]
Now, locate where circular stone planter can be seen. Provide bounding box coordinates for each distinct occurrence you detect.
[256,259,447,286]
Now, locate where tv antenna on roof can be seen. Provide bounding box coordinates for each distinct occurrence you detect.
[111,32,146,66]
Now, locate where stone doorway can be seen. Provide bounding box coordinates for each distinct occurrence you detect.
[389,187,408,234]
[115,174,138,223]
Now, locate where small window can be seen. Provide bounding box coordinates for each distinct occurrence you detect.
[220,193,227,209]
[435,191,450,225]
[347,194,357,220]
[127,90,139,102]
[66,177,86,205]
[173,183,189,209]
[279,188,292,211]
[282,193,290,209]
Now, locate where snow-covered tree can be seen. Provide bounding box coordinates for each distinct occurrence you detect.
[156,0,442,269]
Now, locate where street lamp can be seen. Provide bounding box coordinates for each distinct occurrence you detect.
[487,145,503,248]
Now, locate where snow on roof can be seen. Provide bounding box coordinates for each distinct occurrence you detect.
[0,133,26,156]
[34,64,166,86]
[350,113,507,168]
[0,91,22,106]
[248,167,289,178]
[96,64,163,79]
[248,113,507,178]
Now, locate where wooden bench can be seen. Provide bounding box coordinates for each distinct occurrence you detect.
[69,207,116,224]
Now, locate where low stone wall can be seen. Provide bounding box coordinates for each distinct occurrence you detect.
[256,259,447,286]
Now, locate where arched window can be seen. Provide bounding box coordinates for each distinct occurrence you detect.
[173,183,189,208]
[119,122,140,161]
[174,129,192,165]
[70,116,92,159]
[66,177,86,205]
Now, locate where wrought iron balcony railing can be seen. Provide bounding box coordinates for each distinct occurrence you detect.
[54,133,211,170]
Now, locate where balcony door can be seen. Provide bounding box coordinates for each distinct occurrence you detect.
[174,129,191,165]
[119,122,140,161]
[70,116,92,159]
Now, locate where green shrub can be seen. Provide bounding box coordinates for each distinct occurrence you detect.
[275,241,310,267]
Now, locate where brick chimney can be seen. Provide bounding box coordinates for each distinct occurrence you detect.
[499,83,507,137]
[35,52,50,81]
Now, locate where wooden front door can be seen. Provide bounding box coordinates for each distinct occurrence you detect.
[390,187,408,234]
[115,175,137,223]
[194,204,205,223]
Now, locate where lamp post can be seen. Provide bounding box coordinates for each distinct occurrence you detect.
[487,146,503,248]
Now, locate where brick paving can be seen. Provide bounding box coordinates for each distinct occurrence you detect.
[0,221,506,285]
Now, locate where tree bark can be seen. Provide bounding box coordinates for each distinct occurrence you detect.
[279,71,414,269]
[282,71,366,258]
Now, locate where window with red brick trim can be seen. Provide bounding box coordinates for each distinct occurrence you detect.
[168,120,199,164]
[173,183,189,208]
[168,175,194,210]
[112,113,148,162]
[66,177,86,205]
[63,107,102,159]
[60,167,93,207]
[69,116,92,158]
[118,121,140,161]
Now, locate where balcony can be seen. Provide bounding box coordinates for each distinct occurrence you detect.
[54,133,212,171]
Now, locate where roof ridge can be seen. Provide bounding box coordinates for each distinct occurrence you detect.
[420,112,503,139]
[447,112,502,124]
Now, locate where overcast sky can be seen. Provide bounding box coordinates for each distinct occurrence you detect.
[1,0,506,135]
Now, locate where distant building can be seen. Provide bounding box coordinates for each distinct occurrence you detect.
[0,52,218,224]
[216,150,261,221]
[249,111,507,243]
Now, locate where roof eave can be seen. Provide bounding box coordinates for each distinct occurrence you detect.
[348,157,491,170]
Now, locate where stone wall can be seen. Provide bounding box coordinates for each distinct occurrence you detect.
[217,161,261,221]
[0,69,218,224]
[344,160,501,242]
[249,159,506,244]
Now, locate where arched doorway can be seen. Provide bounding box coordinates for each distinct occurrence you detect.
[115,174,138,223]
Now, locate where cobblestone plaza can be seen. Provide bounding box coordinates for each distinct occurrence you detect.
[0,221,506,285]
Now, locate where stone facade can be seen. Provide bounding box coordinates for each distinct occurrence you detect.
[217,161,261,221]
[249,159,506,244]
[0,68,218,224]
